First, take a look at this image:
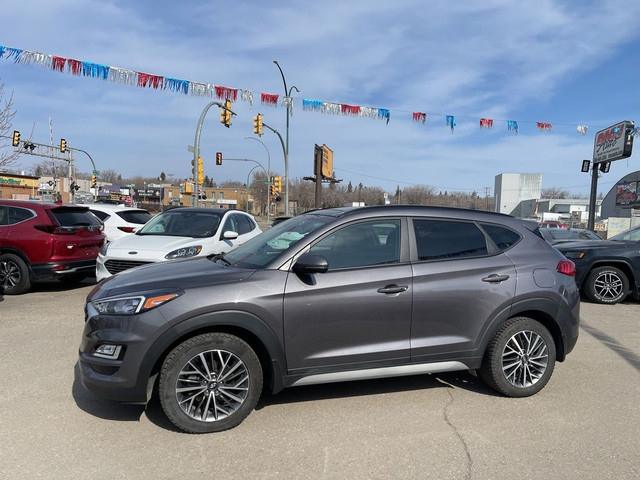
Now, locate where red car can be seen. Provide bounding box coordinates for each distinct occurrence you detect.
[0,200,105,294]
[538,221,568,229]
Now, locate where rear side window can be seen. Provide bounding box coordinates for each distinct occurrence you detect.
[117,210,152,224]
[90,210,111,222]
[50,208,102,227]
[413,219,488,261]
[480,223,521,251]
[0,206,36,226]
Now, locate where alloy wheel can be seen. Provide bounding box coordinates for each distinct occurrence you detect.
[593,271,624,301]
[501,330,548,388]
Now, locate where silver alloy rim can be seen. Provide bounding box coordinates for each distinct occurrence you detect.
[175,349,250,422]
[594,272,623,300]
[0,260,20,288]
[501,330,548,388]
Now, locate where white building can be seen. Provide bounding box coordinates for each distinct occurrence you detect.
[494,173,542,216]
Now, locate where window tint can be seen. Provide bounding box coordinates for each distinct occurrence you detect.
[50,208,102,227]
[310,220,401,269]
[413,219,488,261]
[480,223,521,251]
[235,214,253,235]
[222,215,238,233]
[0,206,36,225]
[117,210,152,224]
[90,210,110,221]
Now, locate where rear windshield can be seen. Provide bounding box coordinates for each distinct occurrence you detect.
[51,207,102,227]
[117,210,152,224]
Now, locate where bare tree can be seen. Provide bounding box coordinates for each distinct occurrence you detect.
[0,82,20,170]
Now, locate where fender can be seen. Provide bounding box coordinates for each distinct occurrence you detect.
[137,310,287,399]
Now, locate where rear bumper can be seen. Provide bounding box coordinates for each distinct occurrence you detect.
[30,259,96,280]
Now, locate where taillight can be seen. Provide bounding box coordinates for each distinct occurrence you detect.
[117,226,135,233]
[34,225,77,235]
[557,259,576,277]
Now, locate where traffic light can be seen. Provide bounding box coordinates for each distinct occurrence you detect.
[253,114,263,136]
[12,130,20,147]
[269,184,275,196]
[60,138,67,153]
[91,175,97,188]
[197,156,204,184]
[216,152,223,166]
[274,176,282,193]
[220,100,232,127]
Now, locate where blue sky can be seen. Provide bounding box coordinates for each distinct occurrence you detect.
[1,0,639,197]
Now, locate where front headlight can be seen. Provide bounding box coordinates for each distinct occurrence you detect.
[92,292,182,315]
[165,245,202,259]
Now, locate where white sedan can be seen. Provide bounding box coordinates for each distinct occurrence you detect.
[96,207,262,281]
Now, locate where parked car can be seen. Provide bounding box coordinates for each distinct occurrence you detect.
[555,224,640,304]
[78,204,152,242]
[270,215,293,227]
[0,199,105,294]
[96,207,261,281]
[539,227,602,245]
[538,221,568,229]
[80,205,580,433]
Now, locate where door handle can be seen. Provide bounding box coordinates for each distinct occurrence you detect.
[377,285,409,294]
[482,274,510,283]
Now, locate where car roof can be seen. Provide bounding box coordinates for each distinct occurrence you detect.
[78,204,148,212]
[0,199,89,209]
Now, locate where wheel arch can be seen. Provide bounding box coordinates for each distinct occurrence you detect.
[581,260,636,292]
[0,247,34,276]
[141,311,287,401]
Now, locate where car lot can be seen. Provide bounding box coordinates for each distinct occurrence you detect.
[0,280,638,479]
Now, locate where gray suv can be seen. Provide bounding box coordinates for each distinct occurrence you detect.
[79,206,580,433]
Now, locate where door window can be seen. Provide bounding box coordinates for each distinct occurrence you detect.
[310,220,401,269]
[413,219,488,261]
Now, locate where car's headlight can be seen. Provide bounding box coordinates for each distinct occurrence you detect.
[564,251,587,260]
[92,292,182,315]
[99,242,109,255]
[165,245,202,259]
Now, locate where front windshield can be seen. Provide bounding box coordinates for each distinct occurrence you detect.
[137,210,222,238]
[223,213,335,269]
[609,225,640,241]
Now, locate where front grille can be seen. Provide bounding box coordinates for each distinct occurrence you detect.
[104,259,152,275]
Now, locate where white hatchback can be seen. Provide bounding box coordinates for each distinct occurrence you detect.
[81,204,152,243]
[96,207,262,281]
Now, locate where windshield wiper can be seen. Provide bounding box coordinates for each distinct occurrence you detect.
[211,253,231,265]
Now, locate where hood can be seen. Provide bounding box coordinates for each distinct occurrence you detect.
[555,239,630,251]
[93,256,256,300]
[108,233,204,253]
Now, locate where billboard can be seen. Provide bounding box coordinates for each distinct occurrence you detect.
[593,121,634,164]
[615,181,639,207]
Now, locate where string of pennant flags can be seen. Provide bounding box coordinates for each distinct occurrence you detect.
[1,44,638,138]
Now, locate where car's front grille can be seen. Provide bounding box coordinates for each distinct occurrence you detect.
[104,259,152,275]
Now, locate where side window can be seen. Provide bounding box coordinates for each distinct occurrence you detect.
[0,206,6,226]
[309,220,401,269]
[413,219,488,261]
[90,210,110,222]
[235,215,252,235]
[222,215,238,234]
[7,207,35,225]
[480,223,521,251]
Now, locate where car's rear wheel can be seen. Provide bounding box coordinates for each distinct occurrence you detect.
[480,317,556,397]
[584,266,629,304]
[159,333,263,433]
[0,253,31,295]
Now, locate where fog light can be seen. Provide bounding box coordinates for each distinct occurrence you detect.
[94,344,122,359]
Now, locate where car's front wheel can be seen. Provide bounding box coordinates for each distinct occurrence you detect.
[480,317,556,397]
[584,266,629,304]
[159,333,263,433]
[0,253,31,295]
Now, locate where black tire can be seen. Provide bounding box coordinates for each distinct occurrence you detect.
[480,317,556,397]
[0,253,31,295]
[159,333,263,433]
[584,266,629,305]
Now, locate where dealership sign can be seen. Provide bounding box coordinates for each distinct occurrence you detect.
[592,120,634,164]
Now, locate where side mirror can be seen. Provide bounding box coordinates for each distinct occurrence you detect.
[292,253,329,274]
[221,230,239,240]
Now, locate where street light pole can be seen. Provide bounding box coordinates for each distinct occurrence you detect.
[245,137,271,219]
[273,60,299,216]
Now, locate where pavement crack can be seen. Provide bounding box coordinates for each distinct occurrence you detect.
[438,379,473,480]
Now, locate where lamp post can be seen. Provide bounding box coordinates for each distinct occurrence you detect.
[245,136,271,219]
[273,60,299,216]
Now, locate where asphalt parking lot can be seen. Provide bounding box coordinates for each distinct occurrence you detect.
[0,280,638,480]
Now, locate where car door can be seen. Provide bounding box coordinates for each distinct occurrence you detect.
[409,218,517,362]
[283,219,413,372]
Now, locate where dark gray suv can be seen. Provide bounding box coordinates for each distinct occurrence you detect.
[79,206,580,433]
